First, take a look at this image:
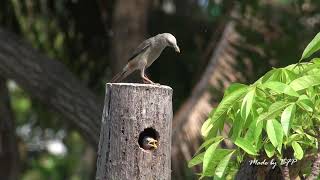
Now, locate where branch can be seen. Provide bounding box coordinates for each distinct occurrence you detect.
[0,28,102,147]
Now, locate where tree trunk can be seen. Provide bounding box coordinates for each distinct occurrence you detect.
[96,83,172,180]
[0,77,20,180]
[110,0,150,74]
[0,28,101,147]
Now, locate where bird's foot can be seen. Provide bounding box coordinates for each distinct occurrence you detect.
[142,76,156,84]
[143,79,153,84]
[143,80,160,86]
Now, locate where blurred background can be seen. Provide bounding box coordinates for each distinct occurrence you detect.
[0,0,319,179]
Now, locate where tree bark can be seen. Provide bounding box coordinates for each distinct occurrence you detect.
[110,0,150,74]
[307,143,320,180]
[0,28,101,147]
[96,83,172,180]
[0,77,20,180]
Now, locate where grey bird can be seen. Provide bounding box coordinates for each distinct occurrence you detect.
[111,33,180,84]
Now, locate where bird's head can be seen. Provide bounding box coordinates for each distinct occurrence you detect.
[163,33,180,53]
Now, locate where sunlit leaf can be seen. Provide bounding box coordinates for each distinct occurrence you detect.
[203,141,222,176]
[188,152,204,168]
[296,95,314,112]
[261,81,299,97]
[241,87,256,120]
[235,137,258,156]
[289,75,320,91]
[266,119,283,147]
[258,101,288,123]
[201,118,214,137]
[214,151,235,179]
[281,104,296,136]
[301,32,320,60]
[195,136,224,155]
[260,69,282,83]
[292,141,303,160]
[224,83,248,97]
[264,143,275,158]
[231,111,244,141]
[206,86,248,137]
[245,115,262,144]
[202,149,232,177]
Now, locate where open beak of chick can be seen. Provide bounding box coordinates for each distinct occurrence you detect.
[142,137,158,150]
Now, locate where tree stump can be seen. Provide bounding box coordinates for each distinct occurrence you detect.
[96,83,173,180]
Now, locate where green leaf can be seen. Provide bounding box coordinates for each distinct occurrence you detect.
[289,75,320,91]
[311,58,320,64]
[241,87,256,120]
[201,118,214,137]
[206,86,248,137]
[211,86,248,122]
[266,119,284,147]
[254,121,263,144]
[297,95,314,112]
[235,137,258,156]
[281,104,296,136]
[292,141,303,160]
[301,63,320,75]
[188,152,205,168]
[231,111,244,141]
[224,83,248,97]
[283,69,298,83]
[264,142,275,158]
[261,81,299,97]
[301,32,320,60]
[195,136,224,155]
[260,69,282,83]
[245,116,262,144]
[201,149,232,177]
[203,140,222,176]
[258,101,288,123]
[214,151,235,179]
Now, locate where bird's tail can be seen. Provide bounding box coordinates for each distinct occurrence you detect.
[110,70,126,83]
[110,65,131,83]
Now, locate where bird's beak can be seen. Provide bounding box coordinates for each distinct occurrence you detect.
[174,45,180,53]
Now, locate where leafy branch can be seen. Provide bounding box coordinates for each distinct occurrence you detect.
[189,32,320,179]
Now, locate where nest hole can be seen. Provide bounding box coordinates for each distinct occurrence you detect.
[138,127,160,151]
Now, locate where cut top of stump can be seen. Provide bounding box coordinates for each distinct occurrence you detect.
[106,83,173,91]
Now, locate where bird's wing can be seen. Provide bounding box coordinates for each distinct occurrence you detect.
[128,39,152,62]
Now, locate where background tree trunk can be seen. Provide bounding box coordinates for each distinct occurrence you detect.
[110,0,150,74]
[0,28,101,147]
[0,77,20,180]
[96,83,172,180]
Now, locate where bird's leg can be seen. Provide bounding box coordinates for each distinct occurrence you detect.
[141,68,154,84]
[143,75,154,84]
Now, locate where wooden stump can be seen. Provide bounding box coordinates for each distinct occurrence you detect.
[96,83,173,180]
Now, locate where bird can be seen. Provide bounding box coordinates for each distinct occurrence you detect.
[111,33,180,84]
[142,136,158,150]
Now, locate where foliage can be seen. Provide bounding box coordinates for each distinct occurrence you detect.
[1,0,320,179]
[189,33,320,178]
